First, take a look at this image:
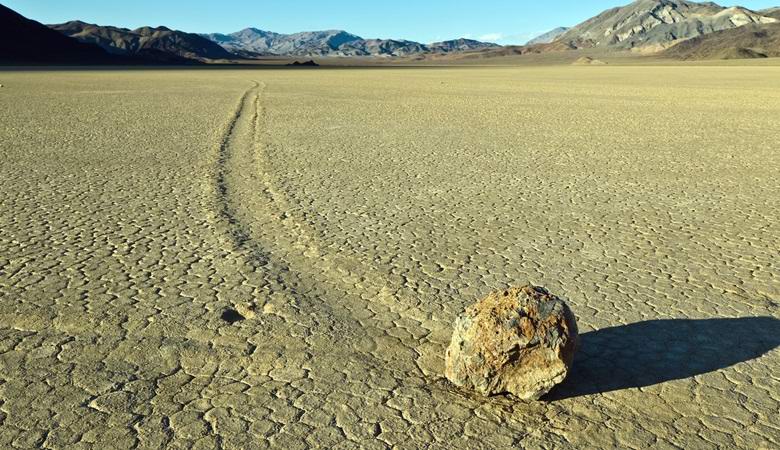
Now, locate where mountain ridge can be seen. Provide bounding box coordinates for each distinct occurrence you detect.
[760,7,780,20]
[201,28,499,57]
[527,27,570,45]
[662,21,780,58]
[0,4,117,64]
[51,20,236,62]
[553,0,778,52]
[5,1,780,64]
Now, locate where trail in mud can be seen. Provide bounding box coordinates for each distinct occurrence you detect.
[209,80,561,448]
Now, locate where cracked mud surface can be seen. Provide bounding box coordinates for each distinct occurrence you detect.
[1,67,779,448]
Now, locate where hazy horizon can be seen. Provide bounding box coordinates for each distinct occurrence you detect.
[6,0,779,45]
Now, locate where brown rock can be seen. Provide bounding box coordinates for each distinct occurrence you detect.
[445,285,578,400]
[572,56,607,65]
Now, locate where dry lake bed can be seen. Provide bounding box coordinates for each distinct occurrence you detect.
[1,66,779,449]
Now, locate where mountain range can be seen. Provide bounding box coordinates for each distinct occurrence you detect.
[201,28,498,57]
[52,21,235,62]
[3,0,780,64]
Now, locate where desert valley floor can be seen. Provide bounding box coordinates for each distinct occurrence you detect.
[0,65,779,449]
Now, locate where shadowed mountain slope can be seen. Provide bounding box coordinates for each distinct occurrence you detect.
[662,22,780,58]
[0,4,113,64]
[51,21,236,62]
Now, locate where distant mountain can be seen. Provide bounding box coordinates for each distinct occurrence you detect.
[338,39,431,57]
[202,28,360,55]
[663,22,780,59]
[0,4,114,64]
[202,28,499,57]
[527,27,570,45]
[760,7,780,20]
[52,21,236,62]
[429,38,501,53]
[555,0,777,51]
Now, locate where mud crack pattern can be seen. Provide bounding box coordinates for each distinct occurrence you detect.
[1,67,779,449]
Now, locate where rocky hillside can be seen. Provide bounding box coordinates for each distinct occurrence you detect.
[429,38,501,53]
[554,0,777,51]
[202,28,499,57]
[663,22,780,59]
[52,21,236,62]
[0,5,114,64]
[202,28,361,56]
[337,39,430,57]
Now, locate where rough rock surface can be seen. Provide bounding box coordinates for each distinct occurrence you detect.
[445,285,578,400]
[555,0,777,51]
[573,56,607,65]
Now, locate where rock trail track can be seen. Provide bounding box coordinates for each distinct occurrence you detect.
[211,80,555,447]
[0,67,779,449]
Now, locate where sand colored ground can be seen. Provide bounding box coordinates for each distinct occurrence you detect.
[0,66,779,449]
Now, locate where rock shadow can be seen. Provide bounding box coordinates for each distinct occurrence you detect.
[221,308,245,324]
[546,316,780,400]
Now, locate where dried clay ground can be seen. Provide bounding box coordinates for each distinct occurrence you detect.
[1,65,779,449]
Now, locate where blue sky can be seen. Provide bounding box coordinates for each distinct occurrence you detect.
[7,0,779,44]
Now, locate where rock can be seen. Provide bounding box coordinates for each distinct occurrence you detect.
[286,60,319,67]
[572,56,607,65]
[445,285,578,400]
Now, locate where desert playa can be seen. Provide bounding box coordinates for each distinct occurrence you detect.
[1,64,778,448]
